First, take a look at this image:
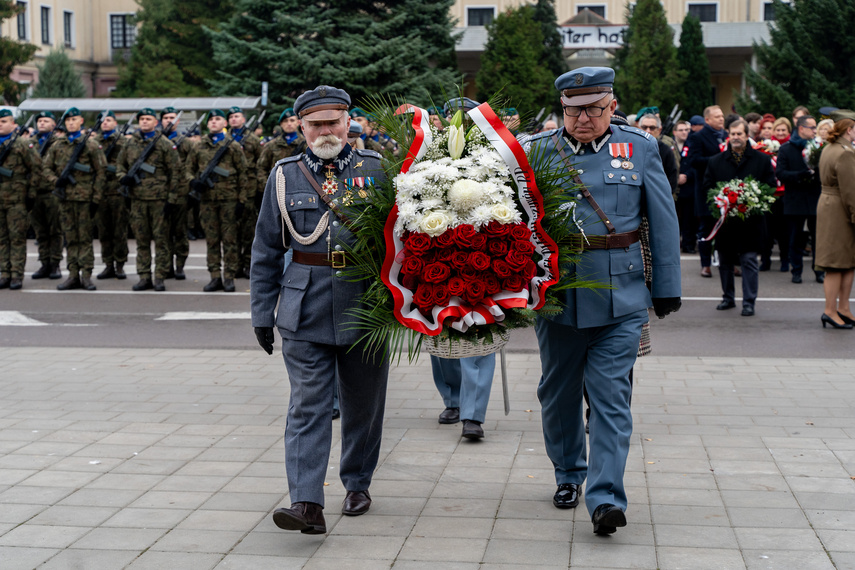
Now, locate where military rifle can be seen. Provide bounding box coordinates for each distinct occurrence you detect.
[104,113,135,174]
[176,111,206,143]
[189,112,259,201]
[0,114,36,178]
[53,117,104,200]
[39,110,68,159]
[661,104,682,137]
[119,111,184,198]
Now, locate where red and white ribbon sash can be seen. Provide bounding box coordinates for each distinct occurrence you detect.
[609,142,633,159]
[394,104,432,174]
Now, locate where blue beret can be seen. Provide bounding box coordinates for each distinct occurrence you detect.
[208,109,226,118]
[443,97,480,116]
[0,109,13,118]
[348,121,363,135]
[294,85,350,118]
[278,108,296,123]
[556,67,614,106]
[349,107,367,118]
[160,107,177,118]
[138,108,157,119]
[636,106,659,118]
[689,115,705,126]
[226,106,243,118]
[65,107,82,118]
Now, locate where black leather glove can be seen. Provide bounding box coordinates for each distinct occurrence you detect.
[89,201,99,218]
[254,190,264,209]
[119,175,137,187]
[163,201,177,217]
[254,327,275,355]
[235,201,245,219]
[653,297,682,319]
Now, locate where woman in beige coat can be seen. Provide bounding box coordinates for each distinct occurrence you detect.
[816,111,855,329]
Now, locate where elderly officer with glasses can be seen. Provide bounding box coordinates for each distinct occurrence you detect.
[527,67,681,535]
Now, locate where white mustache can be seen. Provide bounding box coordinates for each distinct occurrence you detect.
[312,134,344,159]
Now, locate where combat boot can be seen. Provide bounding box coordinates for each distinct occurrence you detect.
[57,274,81,290]
[154,278,166,292]
[49,263,62,279]
[203,277,223,292]
[31,264,51,279]
[223,278,236,292]
[80,274,97,291]
[97,262,116,280]
[115,262,127,280]
[9,277,23,290]
[132,277,154,291]
[174,259,186,280]
[0,277,10,289]
[165,264,175,279]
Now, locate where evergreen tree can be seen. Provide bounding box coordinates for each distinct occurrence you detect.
[113,0,235,97]
[736,0,855,116]
[206,0,460,108]
[613,0,686,115]
[0,0,37,104]
[676,14,712,117]
[529,0,567,114]
[476,7,554,116]
[31,49,85,98]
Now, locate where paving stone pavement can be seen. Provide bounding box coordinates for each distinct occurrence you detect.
[0,347,854,569]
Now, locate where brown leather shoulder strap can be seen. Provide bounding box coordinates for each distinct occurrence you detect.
[551,133,616,235]
[296,158,353,228]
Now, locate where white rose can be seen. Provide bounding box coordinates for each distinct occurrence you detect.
[490,203,516,224]
[419,210,452,237]
[448,179,485,212]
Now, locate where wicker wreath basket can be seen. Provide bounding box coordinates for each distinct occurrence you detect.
[422,329,510,359]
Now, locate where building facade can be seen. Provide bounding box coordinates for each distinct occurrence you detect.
[1,0,138,98]
[453,0,778,113]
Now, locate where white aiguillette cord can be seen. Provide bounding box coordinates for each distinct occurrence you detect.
[276,165,329,248]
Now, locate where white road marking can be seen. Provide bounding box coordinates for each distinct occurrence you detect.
[683,297,851,302]
[0,311,48,326]
[156,312,251,321]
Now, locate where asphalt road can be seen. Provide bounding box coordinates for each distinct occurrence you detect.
[2,240,852,359]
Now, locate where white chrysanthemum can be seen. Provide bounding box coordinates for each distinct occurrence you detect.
[466,204,494,228]
[447,179,486,213]
[419,210,453,237]
[397,200,419,223]
[420,197,444,210]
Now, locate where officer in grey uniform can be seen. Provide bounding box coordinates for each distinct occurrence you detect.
[528,67,682,535]
[250,86,389,535]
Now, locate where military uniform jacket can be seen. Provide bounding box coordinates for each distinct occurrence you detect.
[116,131,181,203]
[250,144,385,345]
[0,136,42,206]
[528,125,681,329]
[235,132,261,198]
[43,134,105,203]
[99,131,127,197]
[184,135,248,203]
[257,133,306,194]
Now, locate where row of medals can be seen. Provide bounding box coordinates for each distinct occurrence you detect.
[610,158,634,170]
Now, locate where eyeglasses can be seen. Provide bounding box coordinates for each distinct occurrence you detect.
[802,125,817,130]
[639,125,659,131]
[563,103,610,118]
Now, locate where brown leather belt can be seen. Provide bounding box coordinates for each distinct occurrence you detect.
[292,250,346,268]
[570,229,640,250]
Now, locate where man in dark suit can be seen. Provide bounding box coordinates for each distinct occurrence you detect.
[683,105,726,277]
[776,114,825,284]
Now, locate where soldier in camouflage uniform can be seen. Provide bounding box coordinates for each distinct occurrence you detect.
[95,110,129,280]
[0,109,42,290]
[30,111,63,280]
[255,108,306,205]
[43,107,105,291]
[162,107,194,280]
[116,107,181,292]
[227,106,262,279]
[185,109,248,292]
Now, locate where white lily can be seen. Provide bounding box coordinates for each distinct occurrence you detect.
[447,124,465,159]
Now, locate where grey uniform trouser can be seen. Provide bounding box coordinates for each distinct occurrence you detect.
[280,336,389,507]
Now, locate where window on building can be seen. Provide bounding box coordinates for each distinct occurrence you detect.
[16,1,27,40]
[577,5,607,19]
[40,6,50,45]
[63,11,73,47]
[466,7,494,26]
[763,1,789,20]
[687,3,718,22]
[110,14,136,49]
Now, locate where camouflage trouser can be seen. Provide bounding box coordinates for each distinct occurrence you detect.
[200,200,238,279]
[238,202,259,270]
[0,202,28,278]
[59,201,95,276]
[130,199,169,279]
[97,194,129,265]
[167,200,189,267]
[30,193,63,265]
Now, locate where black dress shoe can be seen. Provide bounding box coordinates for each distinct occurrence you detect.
[9,277,22,290]
[342,490,371,516]
[132,278,153,291]
[741,306,755,317]
[792,274,802,283]
[822,314,853,329]
[272,502,326,534]
[203,277,224,292]
[223,278,236,292]
[154,278,166,291]
[553,483,580,509]
[461,419,484,439]
[438,407,460,424]
[716,300,736,311]
[31,264,51,279]
[592,503,627,535]
[838,312,855,326]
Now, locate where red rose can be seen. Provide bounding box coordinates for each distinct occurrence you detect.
[436,249,455,263]
[406,232,431,255]
[488,239,509,258]
[523,259,537,280]
[454,224,478,248]
[463,280,487,305]
[469,233,487,251]
[422,262,451,283]
[414,283,434,310]
[468,251,491,271]
[459,266,479,280]
[502,275,527,292]
[448,277,466,297]
[737,204,747,213]
[728,192,738,205]
[483,220,512,237]
[513,240,536,256]
[451,251,469,269]
[509,224,531,241]
[505,250,529,271]
[492,259,514,279]
[402,274,418,291]
[432,283,451,306]
[484,273,501,295]
[400,255,425,276]
[434,231,456,249]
